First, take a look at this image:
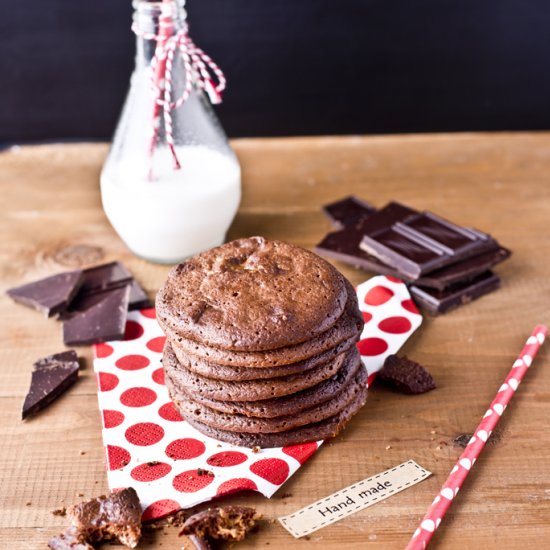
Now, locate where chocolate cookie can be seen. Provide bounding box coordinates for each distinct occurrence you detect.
[163,342,353,402]
[166,347,362,418]
[167,282,362,368]
[184,383,369,448]
[172,332,357,381]
[171,366,368,433]
[156,237,348,351]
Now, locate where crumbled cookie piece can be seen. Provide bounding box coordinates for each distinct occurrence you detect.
[379,355,436,394]
[181,506,260,549]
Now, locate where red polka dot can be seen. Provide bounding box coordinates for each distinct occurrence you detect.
[103,409,125,428]
[362,311,373,323]
[106,445,131,470]
[207,451,248,467]
[152,368,165,385]
[385,275,404,284]
[158,402,183,422]
[249,458,289,485]
[378,316,412,334]
[115,354,150,371]
[357,337,389,356]
[140,308,156,319]
[216,478,257,496]
[131,461,172,482]
[401,298,420,314]
[364,285,394,306]
[124,320,144,341]
[97,372,119,392]
[142,499,181,522]
[120,387,157,407]
[95,343,113,358]
[146,336,166,353]
[165,438,205,460]
[282,442,319,465]
[173,469,215,492]
[125,422,164,446]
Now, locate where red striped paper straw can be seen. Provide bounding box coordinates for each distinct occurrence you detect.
[148,0,176,177]
[405,324,547,550]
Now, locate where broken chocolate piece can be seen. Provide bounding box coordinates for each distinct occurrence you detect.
[79,262,133,294]
[317,199,511,289]
[6,270,83,317]
[48,526,93,550]
[128,279,151,310]
[181,506,260,546]
[360,207,498,278]
[66,487,142,549]
[379,355,436,394]
[410,270,500,315]
[63,285,130,345]
[22,350,80,419]
[322,196,376,229]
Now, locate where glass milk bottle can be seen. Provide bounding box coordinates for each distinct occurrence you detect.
[101,0,241,263]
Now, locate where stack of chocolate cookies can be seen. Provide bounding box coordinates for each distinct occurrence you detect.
[156,236,367,448]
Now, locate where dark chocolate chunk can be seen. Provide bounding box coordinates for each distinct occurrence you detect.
[66,488,142,549]
[79,262,132,294]
[63,286,130,346]
[6,270,83,317]
[22,350,80,419]
[453,434,473,448]
[414,247,511,290]
[48,526,93,550]
[315,223,404,278]
[360,208,498,278]
[128,279,151,310]
[379,355,436,394]
[322,196,377,229]
[410,270,500,315]
[181,506,260,544]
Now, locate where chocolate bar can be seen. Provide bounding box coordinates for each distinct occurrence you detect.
[322,196,377,229]
[22,350,80,419]
[410,271,501,314]
[6,270,83,317]
[63,286,130,345]
[360,207,498,279]
[316,216,510,290]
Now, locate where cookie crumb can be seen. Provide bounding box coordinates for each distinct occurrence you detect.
[52,507,66,517]
[25,502,32,507]
[435,446,442,451]
[385,445,392,450]
[79,450,86,456]
[280,492,293,499]
[252,446,261,454]
[76,492,84,497]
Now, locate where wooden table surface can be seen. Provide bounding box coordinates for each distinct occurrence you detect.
[1,133,549,549]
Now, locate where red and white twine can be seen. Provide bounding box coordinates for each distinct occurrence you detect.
[132,13,226,171]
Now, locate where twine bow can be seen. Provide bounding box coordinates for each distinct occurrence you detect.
[132,17,226,172]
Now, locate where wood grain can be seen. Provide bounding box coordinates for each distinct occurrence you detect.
[0,133,549,549]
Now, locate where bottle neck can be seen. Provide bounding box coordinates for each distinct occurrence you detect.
[133,0,187,69]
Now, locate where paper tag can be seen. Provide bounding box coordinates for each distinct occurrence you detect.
[278,460,431,538]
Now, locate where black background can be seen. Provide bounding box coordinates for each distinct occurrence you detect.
[1,0,550,143]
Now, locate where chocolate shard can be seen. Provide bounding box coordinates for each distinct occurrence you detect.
[410,270,500,315]
[66,488,142,549]
[128,280,151,310]
[414,247,511,290]
[79,262,133,294]
[6,270,83,317]
[63,286,130,346]
[22,350,80,419]
[322,196,377,229]
[48,526,93,550]
[360,207,498,278]
[379,355,436,394]
[181,506,260,543]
